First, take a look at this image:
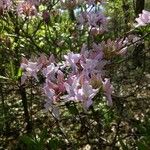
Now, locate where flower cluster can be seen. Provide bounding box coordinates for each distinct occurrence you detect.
[17,1,37,16]
[77,11,107,33]
[19,1,148,117]
[135,10,150,27]
[0,0,11,14]
[0,0,40,16]
[101,38,128,59]
[76,1,107,36]
[21,43,113,113]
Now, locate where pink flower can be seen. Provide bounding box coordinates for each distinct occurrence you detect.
[77,11,107,30]
[0,0,12,13]
[64,74,99,109]
[64,75,80,101]
[43,69,66,111]
[20,57,42,84]
[102,78,113,106]
[21,42,114,111]
[45,70,65,95]
[28,0,40,6]
[135,10,150,27]
[75,80,99,109]
[101,38,128,57]
[80,43,107,76]
[89,43,103,60]
[43,85,55,100]
[38,53,48,66]
[17,1,37,16]
[64,52,81,73]
[80,58,98,75]
[42,63,58,80]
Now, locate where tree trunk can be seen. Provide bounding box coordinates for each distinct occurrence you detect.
[135,0,145,16]
[19,85,32,133]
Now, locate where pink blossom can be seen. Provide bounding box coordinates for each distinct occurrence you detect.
[80,58,98,75]
[88,12,107,27]
[64,52,81,73]
[90,43,103,60]
[45,70,65,94]
[20,57,42,84]
[0,0,12,13]
[44,81,62,102]
[28,0,40,6]
[64,75,80,101]
[43,85,56,100]
[64,74,99,109]
[77,11,107,31]
[21,44,114,110]
[17,1,37,16]
[43,69,66,109]
[57,70,64,83]
[135,10,150,27]
[38,53,49,66]
[80,43,107,76]
[101,38,128,57]
[19,0,118,112]
[42,63,58,80]
[75,80,99,109]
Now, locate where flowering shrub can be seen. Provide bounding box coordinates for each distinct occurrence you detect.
[21,46,112,113]
[0,0,150,149]
[19,0,150,116]
[18,0,132,116]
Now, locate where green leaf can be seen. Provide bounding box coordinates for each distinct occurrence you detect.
[9,60,15,79]
[17,68,23,79]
